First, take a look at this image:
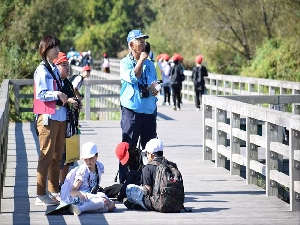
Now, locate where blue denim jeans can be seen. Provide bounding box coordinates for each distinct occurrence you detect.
[126,184,147,210]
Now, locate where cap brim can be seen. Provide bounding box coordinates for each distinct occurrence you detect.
[136,35,149,39]
[81,153,96,159]
[120,151,130,165]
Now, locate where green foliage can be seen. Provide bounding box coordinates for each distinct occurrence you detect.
[1,0,300,83]
[241,38,300,81]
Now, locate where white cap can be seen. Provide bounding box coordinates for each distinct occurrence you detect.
[142,138,163,154]
[81,142,98,159]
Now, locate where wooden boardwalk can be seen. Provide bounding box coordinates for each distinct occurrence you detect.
[0,99,299,225]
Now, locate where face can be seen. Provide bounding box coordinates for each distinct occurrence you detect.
[146,151,154,162]
[57,61,70,79]
[82,70,90,78]
[131,38,146,54]
[46,46,60,62]
[83,154,97,169]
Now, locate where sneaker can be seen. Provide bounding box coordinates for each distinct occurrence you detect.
[35,195,59,206]
[69,204,81,216]
[49,192,61,202]
[166,102,170,106]
[196,108,200,111]
[173,106,177,111]
[159,102,166,106]
[177,108,181,111]
[123,198,146,211]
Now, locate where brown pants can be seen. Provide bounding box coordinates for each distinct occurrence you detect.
[36,115,66,195]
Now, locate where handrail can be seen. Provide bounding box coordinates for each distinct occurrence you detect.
[0,79,10,212]
[202,94,300,211]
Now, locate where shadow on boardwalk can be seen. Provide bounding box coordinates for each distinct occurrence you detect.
[0,99,299,225]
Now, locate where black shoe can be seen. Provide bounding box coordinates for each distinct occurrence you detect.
[123,198,145,210]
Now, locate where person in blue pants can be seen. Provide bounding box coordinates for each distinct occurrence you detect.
[119,29,160,183]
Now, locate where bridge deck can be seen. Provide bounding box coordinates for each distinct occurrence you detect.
[0,99,299,225]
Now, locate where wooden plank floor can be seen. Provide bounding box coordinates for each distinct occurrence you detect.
[0,98,299,225]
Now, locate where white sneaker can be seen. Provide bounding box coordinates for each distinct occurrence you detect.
[177,108,181,111]
[166,102,170,106]
[159,102,166,106]
[35,195,59,206]
[69,204,82,216]
[196,108,200,111]
[49,192,61,202]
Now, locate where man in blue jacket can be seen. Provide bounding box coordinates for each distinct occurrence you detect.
[119,30,159,183]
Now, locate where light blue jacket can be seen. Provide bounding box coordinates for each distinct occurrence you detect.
[120,53,158,114]
[34,61,67,122]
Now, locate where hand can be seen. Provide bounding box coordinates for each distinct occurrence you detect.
[78,191,88,202]
[68,98,81,109]
[58,92,68,105]
[150,89,159,96]
[139,52,148,62]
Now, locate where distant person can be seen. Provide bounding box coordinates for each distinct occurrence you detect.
[81,50,93,66]
[101,52,110,73]
[34,35,68,206]
[119,29,159,183]
[53,52,81,189]
[72,65,91,101]
[157,54,171,106]
[67,46,80,66]
[191,55,208,111]
[170,53,185,111]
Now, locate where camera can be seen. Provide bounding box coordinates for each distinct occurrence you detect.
[75,98,82,109]
[138,83,149,98]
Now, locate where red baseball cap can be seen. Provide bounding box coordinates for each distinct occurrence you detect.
[115,142,130,165]
[195,55,203,64]
[53,52,68,65]
[82,65,91,72]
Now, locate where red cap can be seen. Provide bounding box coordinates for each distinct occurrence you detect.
[115,142,130,165]
[195,55,203,64]
[103,52,107,57]
[163,53,170,61]
[172,53,181,62]
[53,52,68,65]
[82,65,91,72]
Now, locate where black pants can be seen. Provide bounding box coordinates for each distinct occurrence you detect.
[171,83,182,109]
[119,106,157,183]
[163,86,171,104]
[194,83,204,108]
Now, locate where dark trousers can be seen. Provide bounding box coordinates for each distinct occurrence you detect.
[119,106,157,183]
[163,86,171,104]
[171,83,182,109]
[194,83,204,108]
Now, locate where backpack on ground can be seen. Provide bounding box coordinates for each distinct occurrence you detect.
[149,158,185,213]
[68,74,83,83]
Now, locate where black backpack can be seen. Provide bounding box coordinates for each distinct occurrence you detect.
[149,158,185,213]
[170,65,185,84]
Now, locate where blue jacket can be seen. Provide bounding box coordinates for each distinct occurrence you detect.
[120,53,158,114]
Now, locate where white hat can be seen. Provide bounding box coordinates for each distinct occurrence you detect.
[81,142,98,159]
[142,138,163,154]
